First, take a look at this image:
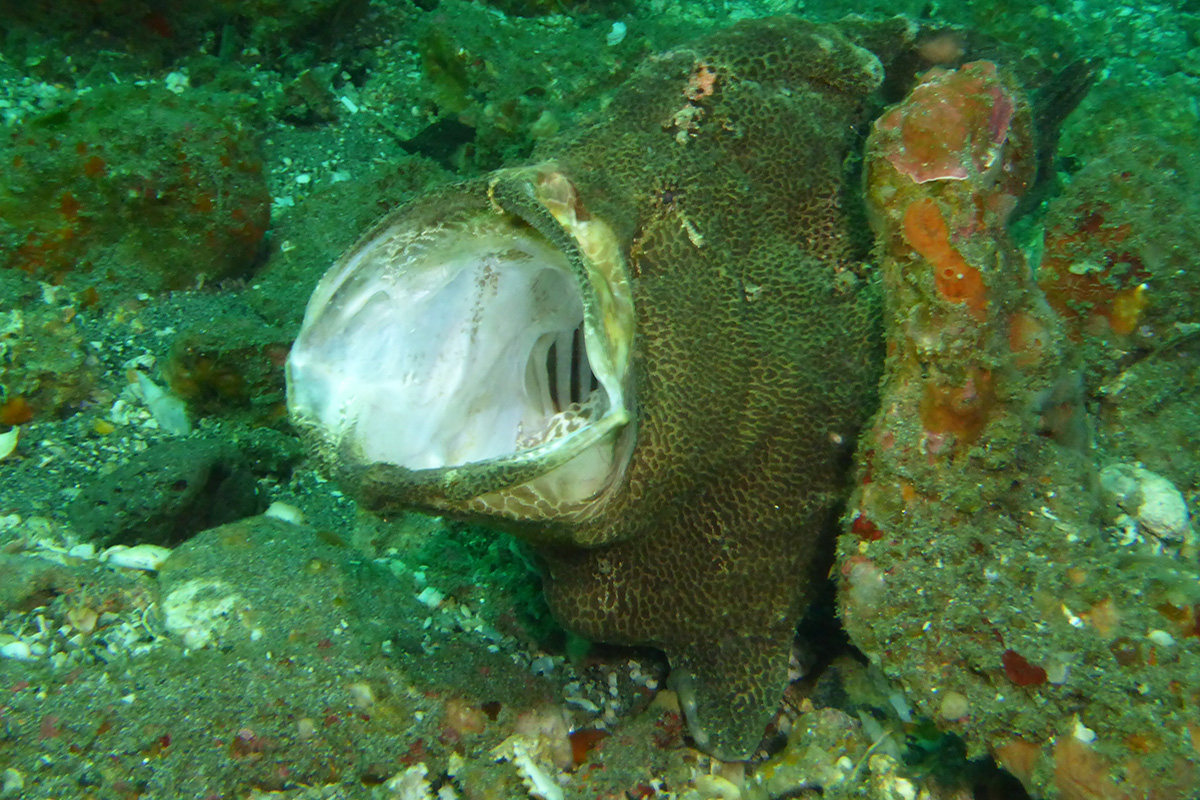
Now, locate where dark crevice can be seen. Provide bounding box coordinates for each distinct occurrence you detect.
[543,323,594,413]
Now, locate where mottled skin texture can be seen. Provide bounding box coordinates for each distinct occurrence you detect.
[345,18,886,759]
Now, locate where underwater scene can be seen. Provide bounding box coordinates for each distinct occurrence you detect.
[1,0,1199,798]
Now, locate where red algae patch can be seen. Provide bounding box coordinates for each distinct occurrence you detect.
[0,83,269,299]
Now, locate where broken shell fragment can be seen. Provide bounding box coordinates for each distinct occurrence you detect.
[1099,463,1194,556]
[100,544,173,572]
[0,425,17,460]
[264,501,305,525]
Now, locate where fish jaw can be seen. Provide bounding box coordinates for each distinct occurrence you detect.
[285,167,636,524]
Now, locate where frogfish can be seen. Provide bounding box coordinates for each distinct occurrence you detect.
[286,16,885,759]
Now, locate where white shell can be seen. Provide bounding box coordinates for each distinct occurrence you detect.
[2,768,25,793]
[606,21,627,47]
[382,764,434,800]
[136,372,192,435]
[0,425,17,460]
[163,578,250,650]
[492,739,564,800]
[67,543,97,560]
[416,586,445,608]
[0,640,35,661]
[1147,629,1176,647]
[1099,463,1193,552]
[100,544,172,572]
[1138,473,1190,539]
[264,501,305,525]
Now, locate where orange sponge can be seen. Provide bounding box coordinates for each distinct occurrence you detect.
[902,197,986,317]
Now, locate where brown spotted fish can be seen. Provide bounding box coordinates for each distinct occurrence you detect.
[287,16,884,759]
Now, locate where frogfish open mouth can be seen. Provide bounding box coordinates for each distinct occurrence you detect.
[287,166,637,522]
[286,16,888,761]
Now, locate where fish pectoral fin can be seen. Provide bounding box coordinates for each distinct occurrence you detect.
[665,632,791,762]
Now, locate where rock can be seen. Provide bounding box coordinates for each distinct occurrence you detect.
[67,437,261,546]
[1099,463,1194,556]
[0,83,269,299]
[155,514,423,657]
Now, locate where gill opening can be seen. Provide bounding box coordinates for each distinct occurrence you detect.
[529,321,601,416]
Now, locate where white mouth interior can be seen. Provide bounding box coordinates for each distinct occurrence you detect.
[286,217,623,497]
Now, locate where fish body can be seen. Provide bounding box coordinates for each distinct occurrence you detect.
[287,17,885,759]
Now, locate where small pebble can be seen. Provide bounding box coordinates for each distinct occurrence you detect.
[1147,629,1175,647]
[2,768,25,794]
[348,682,375,709]
[939,690,969,721]
[67,543,96,560]
[0,640,35,661]
[416,586,444,608]
[264,501,305,525]
[164,71,189,94]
